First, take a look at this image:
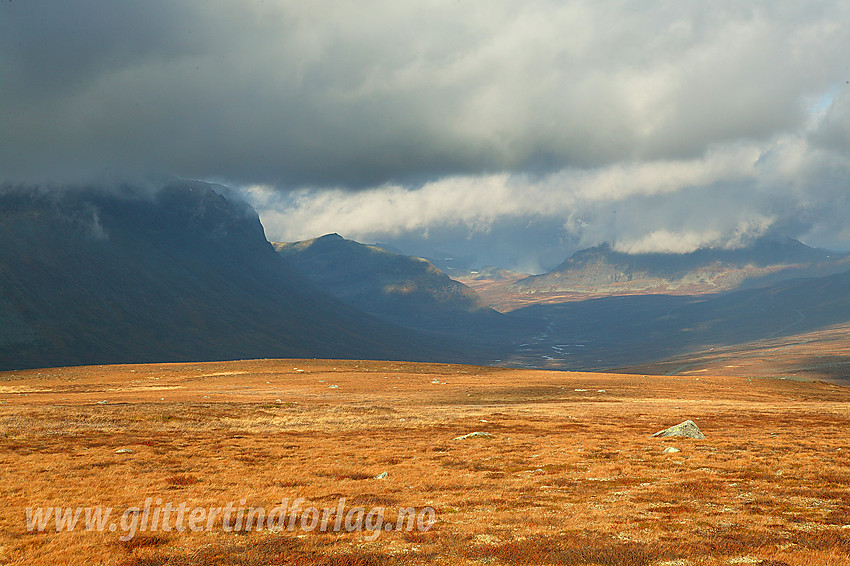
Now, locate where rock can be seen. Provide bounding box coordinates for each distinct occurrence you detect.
[652,420,705,439]
[662,447,681,454]
[453,431,494,440]
[373,472,388,479]
[114,448,134,454]
[474,533,501,545]
[96,400,109,405]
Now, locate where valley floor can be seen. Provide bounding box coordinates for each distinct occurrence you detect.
[1,360,849,565]
[615,322,850,387]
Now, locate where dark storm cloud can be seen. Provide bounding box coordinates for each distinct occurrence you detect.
[3,1,850,263]
[2,1,848,187]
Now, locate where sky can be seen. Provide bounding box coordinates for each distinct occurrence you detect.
[2,1,849,272]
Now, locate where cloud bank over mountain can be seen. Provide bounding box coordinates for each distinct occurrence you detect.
[3,1,849,265]
[250,131,850,269]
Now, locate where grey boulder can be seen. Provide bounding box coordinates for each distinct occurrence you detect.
[652,420,705,440]
[453,431,494,440]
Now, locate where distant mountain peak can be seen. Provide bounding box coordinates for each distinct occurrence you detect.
[273,234,495,330]
[512,235,849,296]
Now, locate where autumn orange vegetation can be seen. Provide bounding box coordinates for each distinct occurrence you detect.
[1,359,848,565]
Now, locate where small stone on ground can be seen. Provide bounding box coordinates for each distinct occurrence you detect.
[453,431,494,440]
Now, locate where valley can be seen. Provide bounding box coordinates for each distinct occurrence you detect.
[5,4,850,565]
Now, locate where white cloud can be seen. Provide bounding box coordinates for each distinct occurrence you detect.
[4,1,850,264]
[610,216,776,255]
[249,125,850,260]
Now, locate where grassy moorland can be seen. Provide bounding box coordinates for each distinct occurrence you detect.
[618,322,850,386]
[1,359,848,565]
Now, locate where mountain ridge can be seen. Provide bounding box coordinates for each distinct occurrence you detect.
[273,233,510,335]
[511,237,849,295]
[0,182,478,370]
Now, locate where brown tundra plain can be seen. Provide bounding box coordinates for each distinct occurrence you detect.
[1,359,849,565]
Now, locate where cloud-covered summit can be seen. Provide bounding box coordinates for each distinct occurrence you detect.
[2,1,849,263]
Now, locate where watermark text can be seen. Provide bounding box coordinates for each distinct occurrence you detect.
[26,497,436,542]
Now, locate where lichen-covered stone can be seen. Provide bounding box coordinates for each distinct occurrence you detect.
[652,420,706,439]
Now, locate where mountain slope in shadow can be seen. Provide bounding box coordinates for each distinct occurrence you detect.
[273,234,536,340]
[0,181,479,370]
[506,267,850,371]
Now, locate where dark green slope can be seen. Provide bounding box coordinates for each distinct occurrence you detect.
[274,234,522,338]
[509,267,850,371]
[0,181,478,370]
